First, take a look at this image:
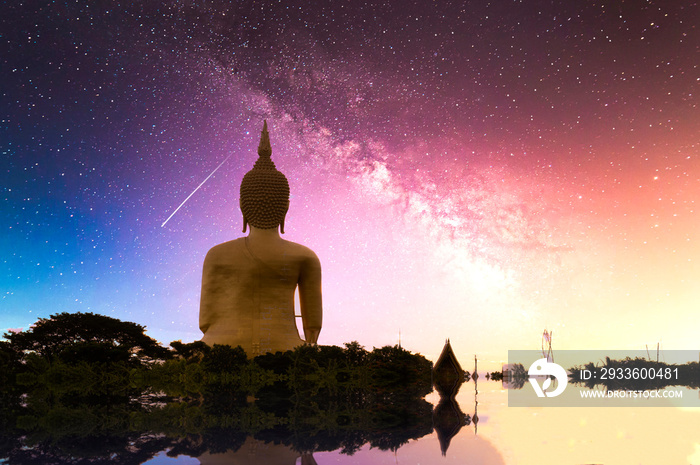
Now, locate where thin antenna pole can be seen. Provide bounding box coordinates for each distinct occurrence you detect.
[473,354,479,435]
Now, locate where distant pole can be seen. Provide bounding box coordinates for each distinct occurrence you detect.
[473,354,479,434]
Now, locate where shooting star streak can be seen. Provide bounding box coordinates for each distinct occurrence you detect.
[161,154,232,228]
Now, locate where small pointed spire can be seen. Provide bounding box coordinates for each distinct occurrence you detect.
[258,120,272,158]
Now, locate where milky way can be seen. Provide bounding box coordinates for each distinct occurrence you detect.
[2,1,698,363]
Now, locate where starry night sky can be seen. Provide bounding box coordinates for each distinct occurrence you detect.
[2,0,698,364]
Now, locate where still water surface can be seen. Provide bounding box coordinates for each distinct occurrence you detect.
[141,379,700,465]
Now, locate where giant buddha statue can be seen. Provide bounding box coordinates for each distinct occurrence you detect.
[199,121,322,357]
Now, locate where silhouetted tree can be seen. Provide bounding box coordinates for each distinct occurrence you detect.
[170,340,211,361]
[0,340,23,458]
[3,312,170,366]
[367,345,433,396]
[344,341,369,365]
[201,344,247,374]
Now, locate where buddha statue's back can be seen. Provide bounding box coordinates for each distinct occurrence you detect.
[198,121,322,357]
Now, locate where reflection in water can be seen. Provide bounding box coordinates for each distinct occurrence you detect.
[186,383,484,464]
[197,437,316,465]
[433,396,470,455]
[0,363,483,463]
[24,366,698,465]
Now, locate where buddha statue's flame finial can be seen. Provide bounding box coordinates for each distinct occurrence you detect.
[258,119,272,158]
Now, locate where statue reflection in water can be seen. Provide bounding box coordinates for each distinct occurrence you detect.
[199,121,323,358]
[198,437,317,465]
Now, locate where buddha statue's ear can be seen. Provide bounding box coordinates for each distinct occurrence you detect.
[280,213,287,234]
[240,198,247,233]
[280,200,289,234]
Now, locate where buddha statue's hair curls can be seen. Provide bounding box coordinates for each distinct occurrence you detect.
[240,121,290,233]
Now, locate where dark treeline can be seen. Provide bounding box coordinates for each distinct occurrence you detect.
[0,312,435,464]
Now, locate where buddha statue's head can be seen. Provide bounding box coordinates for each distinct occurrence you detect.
[239,120,290,233]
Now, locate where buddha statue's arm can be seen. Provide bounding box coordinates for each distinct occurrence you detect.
[198,250,217,336]
[298,252,322,344]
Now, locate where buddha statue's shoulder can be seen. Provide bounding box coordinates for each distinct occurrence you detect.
[280,239,321,262]
[203,238,246,262]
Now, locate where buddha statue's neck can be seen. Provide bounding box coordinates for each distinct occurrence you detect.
[247,226,282,243]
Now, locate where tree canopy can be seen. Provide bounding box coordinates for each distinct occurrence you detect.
[3,312,169,365]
